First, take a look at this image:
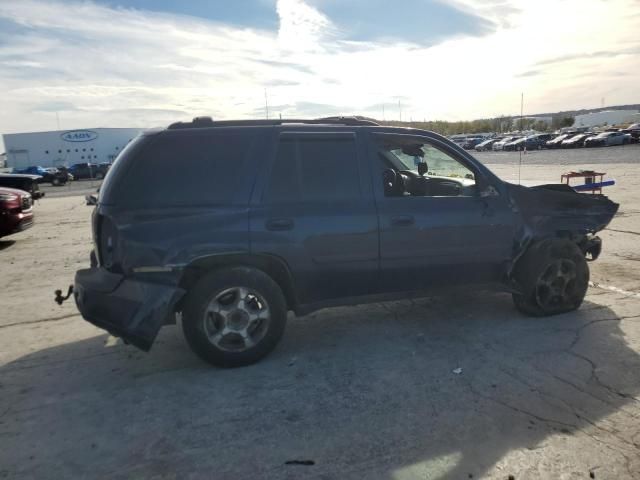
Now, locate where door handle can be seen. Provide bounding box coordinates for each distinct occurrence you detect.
[266,218,294,231]
[390,215,415,227]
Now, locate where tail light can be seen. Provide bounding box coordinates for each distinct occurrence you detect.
[96,214,119,271]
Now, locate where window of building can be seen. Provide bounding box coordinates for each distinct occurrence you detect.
[82,148,86,152]
[75,149,78,152]
[45,150,49,154]
[66,149,70,153]
[265,134,360,203]
[90,148,93,151]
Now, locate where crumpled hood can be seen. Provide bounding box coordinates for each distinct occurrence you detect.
[507,183,619,236]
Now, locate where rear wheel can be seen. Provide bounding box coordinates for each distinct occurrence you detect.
[182,267,287,367]
[512,239,589,316]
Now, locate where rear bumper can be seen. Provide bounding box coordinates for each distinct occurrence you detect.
[74,268,185,351]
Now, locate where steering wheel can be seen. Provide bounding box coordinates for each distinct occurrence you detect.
[398,169,420,180]
[398,169,430,196]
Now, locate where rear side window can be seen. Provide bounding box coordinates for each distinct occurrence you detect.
[115,133,254,206]
[265,135,360,203]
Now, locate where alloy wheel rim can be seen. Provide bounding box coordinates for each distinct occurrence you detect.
[203,287,270,352]
[535,259,578,310]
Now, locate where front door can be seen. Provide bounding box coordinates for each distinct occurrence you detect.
[371,133,516,293]
[250,131,379,306]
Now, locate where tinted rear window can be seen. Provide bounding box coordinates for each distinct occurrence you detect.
[264,135,360,203]
[111,133,255,207]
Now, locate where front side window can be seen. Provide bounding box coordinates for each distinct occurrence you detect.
[376,134,476,198]
[265,135,360,204]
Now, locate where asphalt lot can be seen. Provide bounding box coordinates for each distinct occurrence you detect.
[1,147,640,479]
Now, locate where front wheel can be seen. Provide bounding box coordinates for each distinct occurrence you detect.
[512,239,589,316]
[182,267,287,367]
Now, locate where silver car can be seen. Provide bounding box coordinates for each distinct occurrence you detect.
[585,131,632,147]
[492,136,521,151]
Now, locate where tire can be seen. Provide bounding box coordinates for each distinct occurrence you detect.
[512,238,589,317]
[182,266,288,367]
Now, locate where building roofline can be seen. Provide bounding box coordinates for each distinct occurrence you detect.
[2,127,146,137]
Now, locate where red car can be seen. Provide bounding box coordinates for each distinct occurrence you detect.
[0,187,34,238]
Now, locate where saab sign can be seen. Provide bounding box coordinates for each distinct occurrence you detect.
[60,130,98,142]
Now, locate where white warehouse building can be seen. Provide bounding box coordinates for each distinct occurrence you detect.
[2,127,146,169]
[573,109,640,128]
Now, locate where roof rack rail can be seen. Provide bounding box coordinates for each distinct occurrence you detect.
[167,116,379,130]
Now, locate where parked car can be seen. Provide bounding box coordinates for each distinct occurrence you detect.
[475,138,503,151]
[13,166,71,186]
[504,134,553,151]
[546,132,578,149]
[68,116,618,367]
[620,127,640,144]
[0,174,44,199]
[68,162,110,180]
[585,131,632,147]
[492,136,521,151]
[462,137,485,150]
[561,133,594,148]
[0,187,34,238]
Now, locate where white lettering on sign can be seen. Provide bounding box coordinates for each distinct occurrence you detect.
[60,130,99,142]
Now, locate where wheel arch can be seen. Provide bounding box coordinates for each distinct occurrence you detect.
[176,253,298,312]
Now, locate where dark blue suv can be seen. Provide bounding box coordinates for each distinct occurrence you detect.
[68,117,618,367]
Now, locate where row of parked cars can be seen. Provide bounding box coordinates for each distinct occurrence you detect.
[0,162,111,239]
[12,162,111,186]
[456,124,640,152]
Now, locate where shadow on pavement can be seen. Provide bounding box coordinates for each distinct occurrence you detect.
[1,291,639,479]
[0,240,16,251]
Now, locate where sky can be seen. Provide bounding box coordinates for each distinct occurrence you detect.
[0,0,639,142]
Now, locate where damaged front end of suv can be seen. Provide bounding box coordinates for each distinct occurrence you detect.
[505,182,618,316]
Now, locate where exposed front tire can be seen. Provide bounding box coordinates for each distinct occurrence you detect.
[512,238,589,316]
[182,266,287,367]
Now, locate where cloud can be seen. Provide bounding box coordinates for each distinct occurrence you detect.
[515,70,541,78]
[0,0,638,144]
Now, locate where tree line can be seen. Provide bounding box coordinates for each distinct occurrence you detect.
[377,115,575,136]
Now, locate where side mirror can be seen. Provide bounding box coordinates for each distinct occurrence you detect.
[417,162,428,176]
[479,185,500,198]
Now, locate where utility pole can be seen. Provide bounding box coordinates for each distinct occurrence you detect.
[264,89,269,119]
[518,92,524,185]
[382,104,385,121]
[398,98,402,122]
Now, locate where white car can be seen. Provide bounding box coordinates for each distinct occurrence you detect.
[492,136,521,151]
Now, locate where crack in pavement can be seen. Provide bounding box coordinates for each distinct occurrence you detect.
[0,313,81,330]
[589,282,640,299]
[606,228,640,236]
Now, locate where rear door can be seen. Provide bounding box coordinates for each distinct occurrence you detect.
[250,130,379,306]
